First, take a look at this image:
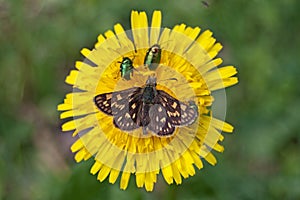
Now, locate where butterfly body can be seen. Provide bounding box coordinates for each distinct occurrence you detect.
[120,57,134,80]
[144,44,161,71]
[141,77,157,104]
[94,76,198,136]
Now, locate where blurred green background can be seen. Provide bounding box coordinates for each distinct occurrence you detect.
[1,0,299,199]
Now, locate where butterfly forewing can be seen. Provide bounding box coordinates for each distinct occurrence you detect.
[95,87,142,131]
[155,90,198,127]
[109,88,138,114]
[128,92,143,124]
[156,90,183,125]
[94,93,113,115]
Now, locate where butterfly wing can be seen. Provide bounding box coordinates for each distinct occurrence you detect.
[94,93,113,115]
[156,90,198,126]
[94,87,142,131]
[112,88,143,131]
[128,89,159,130]
[147,104,175,136]
[177,101,198,126]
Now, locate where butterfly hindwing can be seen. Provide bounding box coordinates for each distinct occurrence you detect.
[178,102,198,126]
[156,123,175,136]
[113,112,139,131]
[147,104,175,136]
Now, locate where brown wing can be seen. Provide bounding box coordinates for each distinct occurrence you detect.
[94,87,142,131]
[155,90,198,126]
[147,104,175,136]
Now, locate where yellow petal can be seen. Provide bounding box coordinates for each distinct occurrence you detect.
[61,120,76,131]
[209,77,239,91]
[57,103,72,111]
[109,169,120,184]
[60,110,73,119]
[190,150,203,169]
[74,148,87,163]
[70,139,84,152]
[136,173,145,187]
[205,66,238,82]
[161,165,173,184]
[80,48,91,57]
[200,58,223,74]
[90,161,102,175]
[131,11,149,48]
[184,26,201,40]
[145,172,155,192]
[150,10,161,45]
[97,165,111,182]
[213,143,225,152]
[172,163,182,185]
[204,152,217,166]
[196,30,213,50]
[114,23,125,34]
[151,10,161,28]
[95,34,105,49]
[75,61,83,70]
[208,43,223,58]
[65,70,79,85]
[120,172,131,190]
[211,117,234,133]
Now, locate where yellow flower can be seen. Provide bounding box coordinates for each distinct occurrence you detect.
[58,10,238,192]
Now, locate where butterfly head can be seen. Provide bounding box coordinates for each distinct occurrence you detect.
[145,75,157,87]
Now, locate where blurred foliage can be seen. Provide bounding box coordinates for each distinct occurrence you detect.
[1,0,300,199]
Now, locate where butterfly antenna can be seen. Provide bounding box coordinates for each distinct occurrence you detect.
[159,77,178,82]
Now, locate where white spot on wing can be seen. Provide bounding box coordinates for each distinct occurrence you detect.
[181,104,187,111]
[131,103,136,109]
[158,106,162,112]
[116,94,122,100]
[172,102,178,109]
[125,113,131,119]
[117,116,123,122]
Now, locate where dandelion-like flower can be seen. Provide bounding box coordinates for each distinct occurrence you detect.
[58,10,238,191]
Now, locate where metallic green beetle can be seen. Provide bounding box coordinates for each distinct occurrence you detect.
[144,44,161,70]
[119,57,134,80]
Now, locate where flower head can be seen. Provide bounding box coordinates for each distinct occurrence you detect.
[58,10,238,191]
